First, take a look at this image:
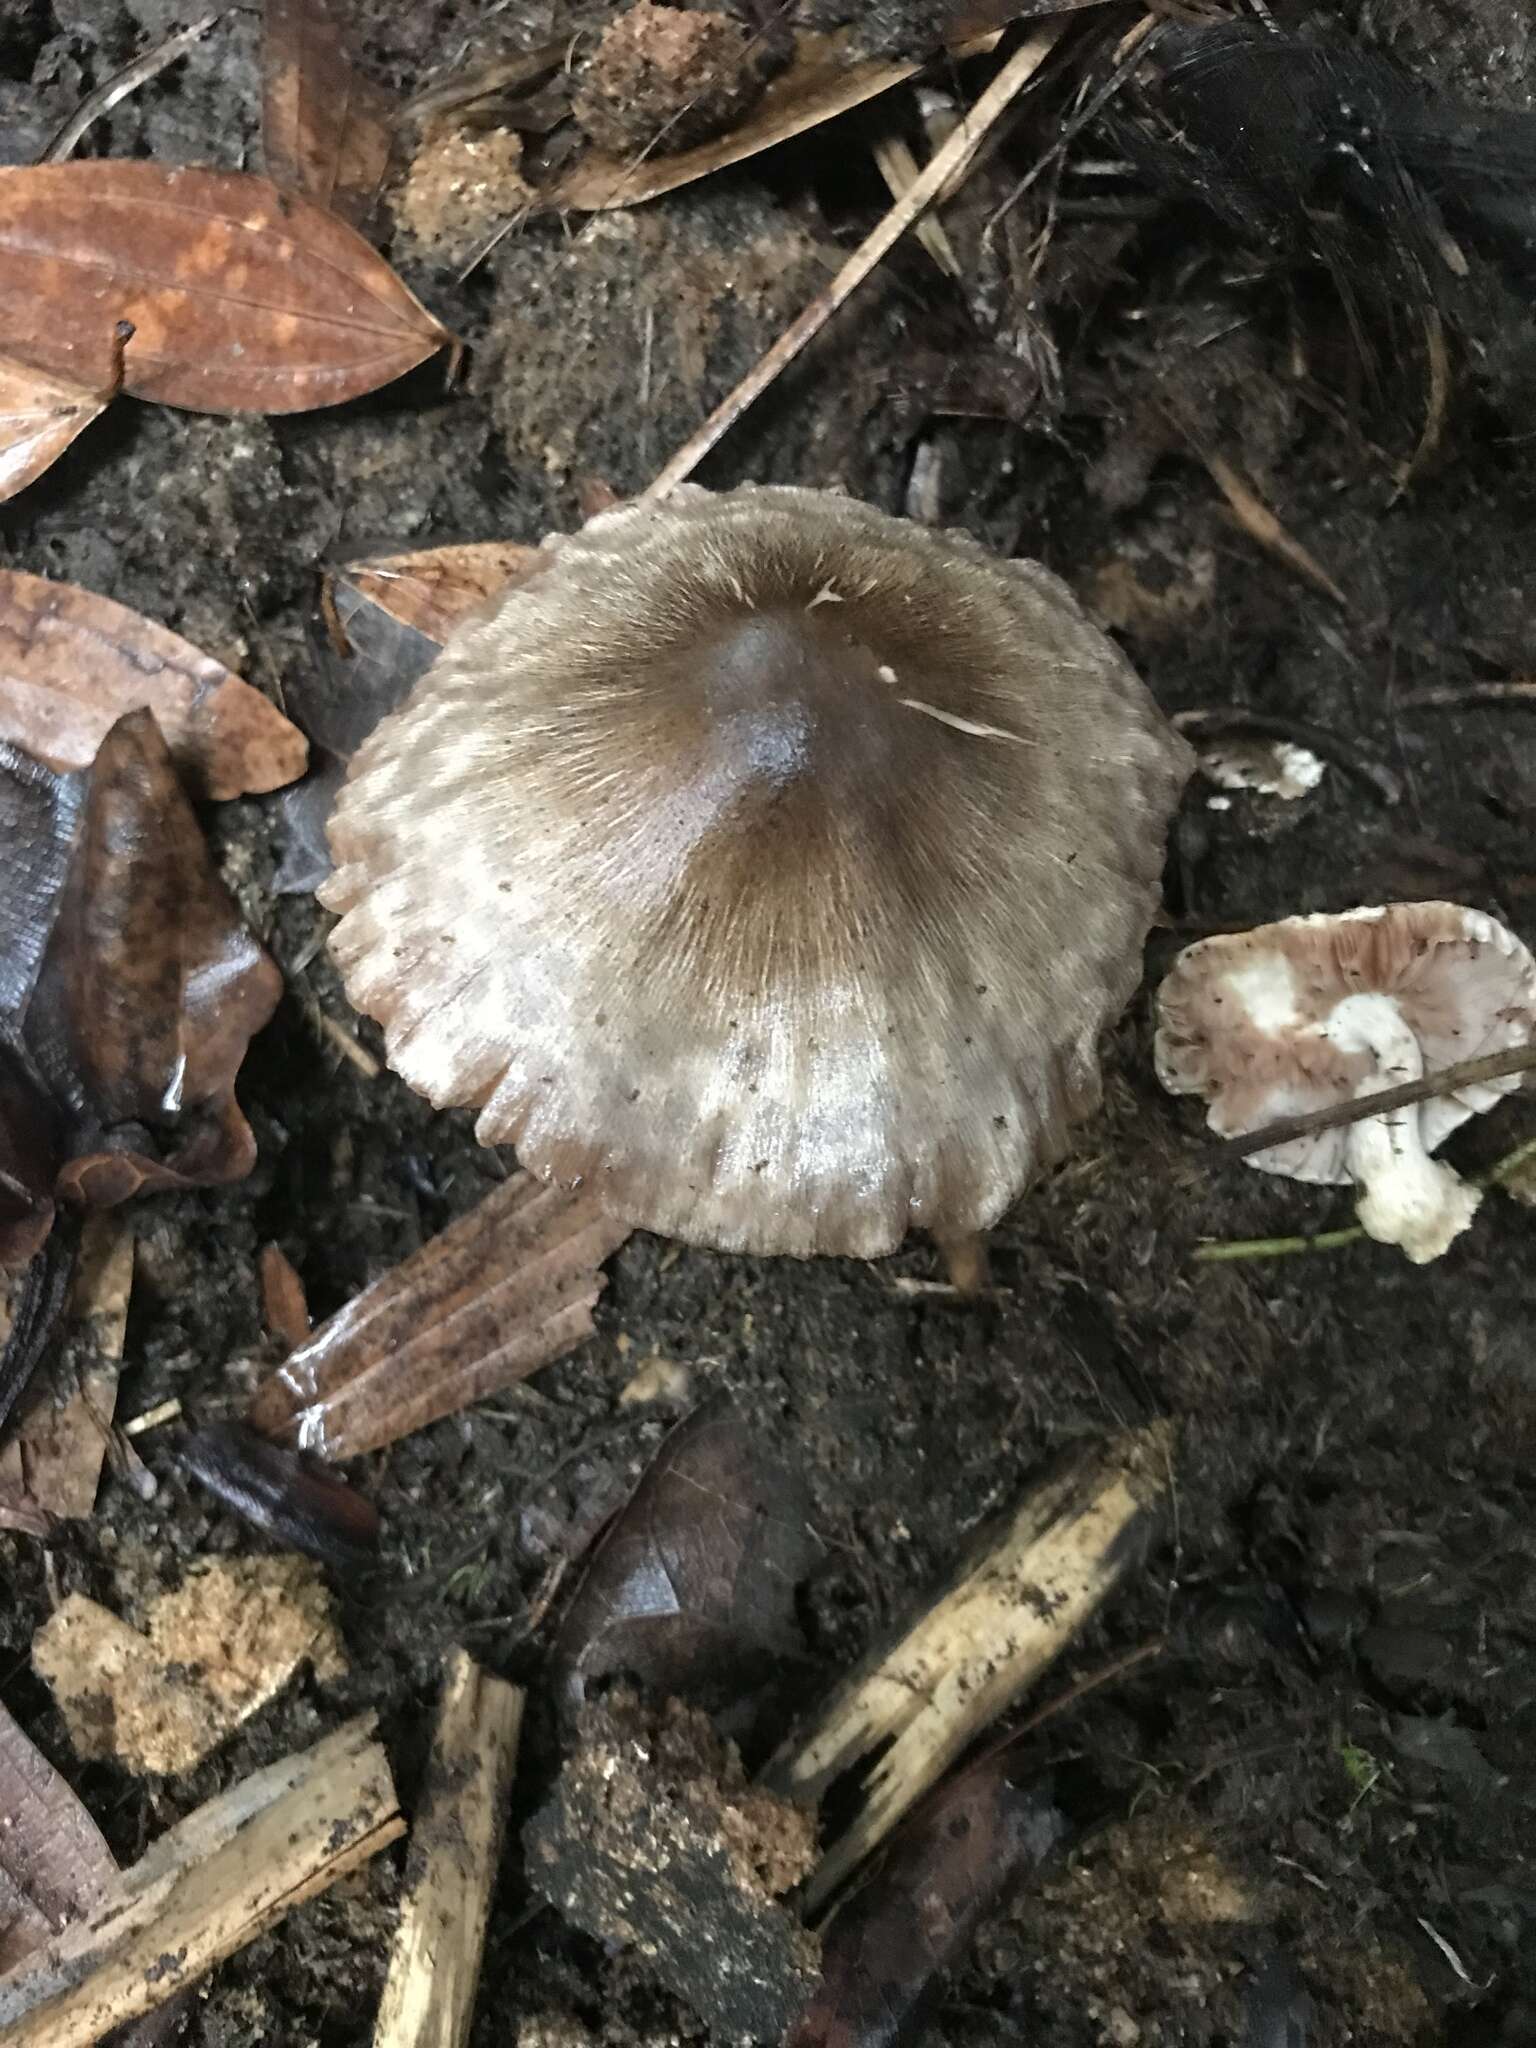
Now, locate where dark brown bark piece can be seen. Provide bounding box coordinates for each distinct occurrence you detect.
[0,569,306,799]
[178,1421,379,1573]
[0,164,450,415]
[785,1748,1064,2048]
[262,0,396,232]
[525,1692,821,2042]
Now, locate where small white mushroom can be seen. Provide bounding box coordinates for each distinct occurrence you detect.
[1155,903,1536,1262]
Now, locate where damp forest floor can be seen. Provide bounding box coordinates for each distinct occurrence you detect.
[2,1,1535,2045]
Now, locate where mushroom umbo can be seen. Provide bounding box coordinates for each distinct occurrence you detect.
[1156,902,1536,1262]
[323,486,1192,1257]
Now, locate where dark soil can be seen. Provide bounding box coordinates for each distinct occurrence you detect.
[3,3,1535,2046]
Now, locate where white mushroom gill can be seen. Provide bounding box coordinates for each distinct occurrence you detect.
[1320,992,1480,1262]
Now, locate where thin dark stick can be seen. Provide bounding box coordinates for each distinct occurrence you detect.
[1003,1635,1166,1744]
[1221,1044,1536,1161]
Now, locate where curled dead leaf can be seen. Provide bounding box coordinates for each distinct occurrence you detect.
[551,1398,818,1751]
[337,538,541,647]
[0,711,280,1268]
[0,163,452,415]
[0,569,306,799]
[262,0,396,231]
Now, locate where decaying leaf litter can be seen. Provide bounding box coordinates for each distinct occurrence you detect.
[0,0,1534,2042]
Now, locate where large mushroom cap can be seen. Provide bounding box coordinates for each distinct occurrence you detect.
[322,485,1192,1256]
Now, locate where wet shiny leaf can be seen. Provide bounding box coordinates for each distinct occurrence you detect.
[0,163,451,415]
[262,0,396,232]
[551,1399,818,1748]
[0,569,306,799]
[0,712,281,1268]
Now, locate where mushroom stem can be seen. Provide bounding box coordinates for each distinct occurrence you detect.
[1324,995,1480,1262]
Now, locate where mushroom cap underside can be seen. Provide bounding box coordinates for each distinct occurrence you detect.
[1155,903,1536,1184]
[324,486,1193,1256]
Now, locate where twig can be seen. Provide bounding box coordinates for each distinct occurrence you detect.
[373,1654,524,2048]
[1193,1225,1366,1263]
[765,1422,1170,1914]
[1005,1634,1165,1739]
[1200,450,1349,608]
[640,24,1066,500]
[1220,1044,1536,1161]
[0,1716,402,2047]
[1393,304,1449,496]
[39,12,223,162]
[1398,680,1536,709]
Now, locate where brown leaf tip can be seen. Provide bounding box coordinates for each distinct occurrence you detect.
[323,486,1193,1257]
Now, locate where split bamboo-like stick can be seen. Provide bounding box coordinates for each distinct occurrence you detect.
[373,1652,525,2048]
[767,1423,1171,1913]
[0,1715,403,2047]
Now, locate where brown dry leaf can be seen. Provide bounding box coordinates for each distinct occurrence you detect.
[275,538,539,893]
[32,1556,348,1776]
[248,1172,629,1458]
[341,537,541,644]
[0,569,306,799]
[0,1212,132,1534]
[302,539,539,754]
[262,0,396,231]
[0,351,112,504]
[0,163,451,415]
[0,1701,119,1971]
[0,711,281,1269]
